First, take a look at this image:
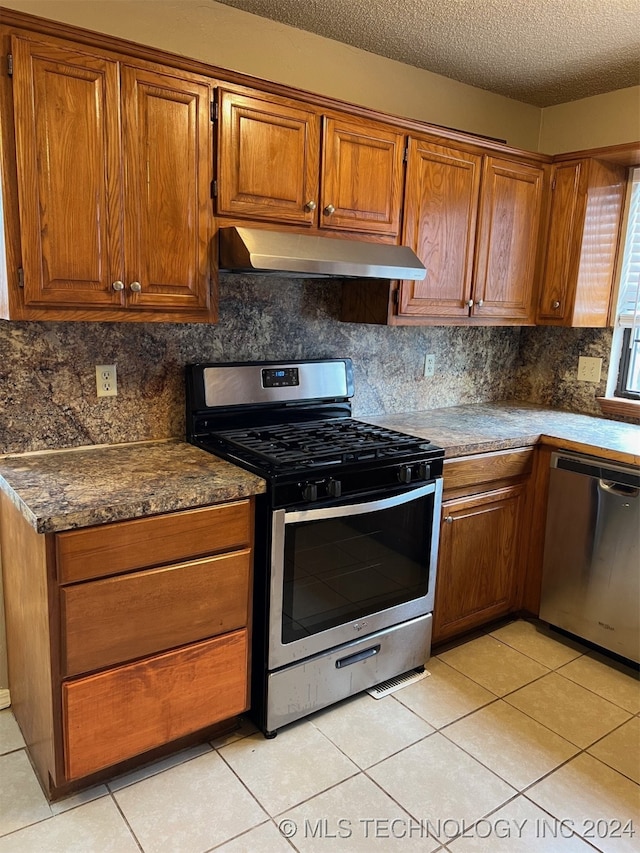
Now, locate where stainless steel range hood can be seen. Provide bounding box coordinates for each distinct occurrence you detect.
[218,226,426,280]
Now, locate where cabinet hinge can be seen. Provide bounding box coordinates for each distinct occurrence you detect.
[7,54,13,77]
[403,146,408,163]
[551,178,556,191]
[210,101,218,122]
[392,288,399,305]
[17,267,24,288]
[211,179,217,198]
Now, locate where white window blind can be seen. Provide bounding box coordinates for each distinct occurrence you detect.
[617,166,640,327]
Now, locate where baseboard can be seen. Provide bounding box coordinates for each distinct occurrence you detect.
[0,688,10,710]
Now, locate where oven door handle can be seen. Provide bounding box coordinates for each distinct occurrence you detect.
[283,481,439,524]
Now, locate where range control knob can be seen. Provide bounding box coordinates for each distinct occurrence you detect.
[302,482,318,502]
[398,465,413,484]
[417,462,431,481]
[327,479,342,498]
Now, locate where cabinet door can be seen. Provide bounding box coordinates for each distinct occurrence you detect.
[121,66,213,314]
[536,161,584,322]
[473,157,544,321]
[433,484,525,643]
[399,138,481,318]
[320,116,404,236]
[11,36,124,308]
[217,89,320,225]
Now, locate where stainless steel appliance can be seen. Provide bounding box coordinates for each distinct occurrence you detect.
[186,359,444,736]
[540,451,640,664]
[218,225,426,279]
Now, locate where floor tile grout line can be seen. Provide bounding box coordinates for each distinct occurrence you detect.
[200,817,294,853]
[213,724,361,822]
[552,664,640,714]
[109,790,145,853]
[517,790,612,853]
[105,742,215,794]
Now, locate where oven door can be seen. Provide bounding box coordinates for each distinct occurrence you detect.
[269,480,442,670]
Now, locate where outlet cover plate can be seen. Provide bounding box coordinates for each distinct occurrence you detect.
[96,364,117,397]
[577,356,602,383]
[424,353,435,378]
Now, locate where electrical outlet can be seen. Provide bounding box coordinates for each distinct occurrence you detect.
[577,356,602,383]
[424,353,435,378]
[96,364,117,397]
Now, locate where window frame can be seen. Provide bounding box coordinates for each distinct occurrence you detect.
[614,328,640,400]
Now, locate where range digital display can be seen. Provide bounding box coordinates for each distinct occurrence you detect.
[262,367,300,388]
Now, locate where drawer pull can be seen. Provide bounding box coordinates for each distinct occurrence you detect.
[444,515,454,524]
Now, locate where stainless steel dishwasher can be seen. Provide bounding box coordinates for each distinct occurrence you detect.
[539,451,640,664]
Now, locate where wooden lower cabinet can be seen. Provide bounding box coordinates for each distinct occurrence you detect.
[0,492,254,797]
[432,449,533,644]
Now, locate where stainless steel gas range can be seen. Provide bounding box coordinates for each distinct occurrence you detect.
[186,358,444,737]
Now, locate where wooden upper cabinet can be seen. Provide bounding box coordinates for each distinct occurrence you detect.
[537,158,626,327]
[121,65,213,313]
[216,88,321,225]
[399,138,481,318]
[320,115,404,236]
[12,37,123,309]
[397,139,544,323]
[216,88,404,237]
[473,157,544,322]
[9,35,215,322]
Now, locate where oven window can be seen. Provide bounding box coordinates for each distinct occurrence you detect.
[281,494,433,643]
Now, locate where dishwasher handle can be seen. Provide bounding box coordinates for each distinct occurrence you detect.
[599,479,640,498]
[553,452,640,491]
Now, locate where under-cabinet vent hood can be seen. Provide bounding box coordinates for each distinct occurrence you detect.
[218,226,426,280]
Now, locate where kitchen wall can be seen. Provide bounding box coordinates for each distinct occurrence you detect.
[515,326,613,415]
[0,276,615,458]
[0,0,538,150]
[0,276,526,455]
[538,86,640,154]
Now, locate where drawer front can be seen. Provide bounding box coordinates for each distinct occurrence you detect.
[444,448,534,493]
[61,549,251,676]
[56,500,252,583]
[63,630,249,780]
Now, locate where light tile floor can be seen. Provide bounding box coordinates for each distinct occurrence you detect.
[1,619,638,852]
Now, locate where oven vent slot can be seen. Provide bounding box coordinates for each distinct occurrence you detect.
[366,666,430,699]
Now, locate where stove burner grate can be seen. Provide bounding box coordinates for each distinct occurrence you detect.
[212,418,430,468]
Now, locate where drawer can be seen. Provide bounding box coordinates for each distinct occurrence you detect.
[56,500,252,583]
[62,629,249,780]
[443,448,534,493]
[61,549,251,676]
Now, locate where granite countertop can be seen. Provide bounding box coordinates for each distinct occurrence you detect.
[1,404,637,535]
[362,402,640,466]
[0,440,266,533]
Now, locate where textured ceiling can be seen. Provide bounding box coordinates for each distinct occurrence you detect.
[215,0,640,106]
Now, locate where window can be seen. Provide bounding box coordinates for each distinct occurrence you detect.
[611,167,640,400]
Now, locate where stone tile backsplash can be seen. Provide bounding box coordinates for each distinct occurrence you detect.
[0,275,616,455]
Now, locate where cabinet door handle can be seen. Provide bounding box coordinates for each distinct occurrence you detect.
[324,203,336,216]
[112,280,125,292]
[552,300,560,309]
[129,281,142,293]
[475,299,484,307]
[304,200,317,212]
[466,300,474,308]
[444,515,454,524]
